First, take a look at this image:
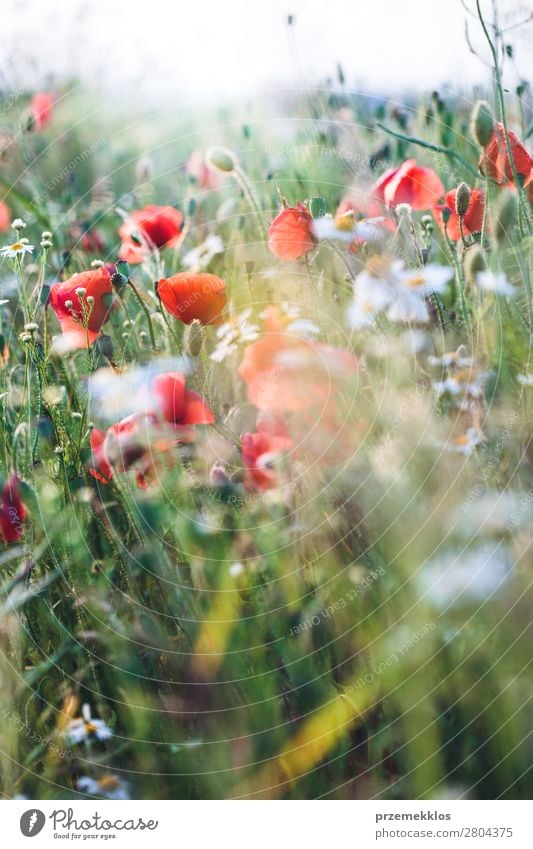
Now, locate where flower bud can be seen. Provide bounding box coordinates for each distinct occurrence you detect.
[111,272,128,291]
[96,334,115,359]
[464,245,487,286]
[308,196,327,219]
[455,182,471,217]
[493,191,517,246]
[471,100,494,148]
[115,259,130,279]
[185,319,204,357]
[206,146,238,174]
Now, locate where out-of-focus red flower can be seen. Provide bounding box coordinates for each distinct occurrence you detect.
[118,205,184,264]
[239,306,359,412]
[434,188,485,241]
[49,266,114,348]
[29,92,54,130]
[268,203,317,261]
[151,372,215,436]
[89,428,114,484]
[242,429,292,491]
[0,201,11,232]
[89,373,214,487]
[369,159,444,210]
[157,272,226,325]
[0,475,26,543]
[71,224,106,254]
[480,122,533,187]
[185,150,220,190]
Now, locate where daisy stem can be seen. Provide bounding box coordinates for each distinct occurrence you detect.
[126,278,157,354]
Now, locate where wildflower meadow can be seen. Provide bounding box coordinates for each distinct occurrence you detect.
[0,0,532,807]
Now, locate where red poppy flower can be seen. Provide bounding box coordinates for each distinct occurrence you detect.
[239,306,359,412]
[151,372,215,434]
[118,205,184,264]
[157,272,226,325]
[49,266,114,348]
[268,203,317,261]
[434,188,485,241]
[0,201,10,232]
[242,430,292,492]
[480,122,533,187]
[29,92,54,130]
[89,428,114,484]
[89,373,214,487]
[369,159,444,210]
[0,475,26,543]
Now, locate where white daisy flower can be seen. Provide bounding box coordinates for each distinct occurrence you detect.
[182,234,224,272]
[428,346,474,369]
[421,542,510,608]
[210,308,259,363]
[313,212,386,243]
[285,318,321,338]
[395,263,453,296]
[449,427,485,455]
[63,704,112,745]
[78,774,130,800]
[517,374,533,387]
[347,258,453,329]
[476,271,516,296]
[1,241,34,259]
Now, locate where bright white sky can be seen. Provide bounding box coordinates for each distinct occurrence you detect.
[0,0,531,103]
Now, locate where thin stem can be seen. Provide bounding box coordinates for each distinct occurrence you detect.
[376,122,479,179]
[126,278,157,354]
[475,0,532,235]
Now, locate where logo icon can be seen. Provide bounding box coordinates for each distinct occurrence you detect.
[20,810,46,837]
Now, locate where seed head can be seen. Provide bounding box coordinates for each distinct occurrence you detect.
[455,182,471,217]
[471,100,494,148]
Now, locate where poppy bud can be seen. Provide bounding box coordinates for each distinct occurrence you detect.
[96,334,115,359]
[206,146,238,174]
[111,272,128,291]
[471,100,494,148]
[464,245,487,286]
[455,182,471,218]
[441,206,452,225]
[493,191,517,246]
[308,196,327,219]
[115,260,130,279]
[185,319,204,357]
